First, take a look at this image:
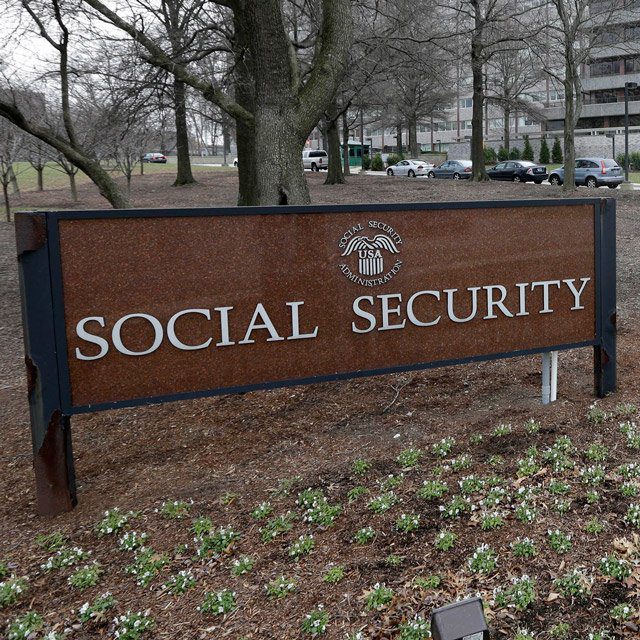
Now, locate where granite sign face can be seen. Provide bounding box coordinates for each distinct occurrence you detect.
[16,199,616,514]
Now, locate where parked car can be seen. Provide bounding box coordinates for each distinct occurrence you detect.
[548,158,623,188]
[302,149,328,171]
[487,160,548,183]
[427,159,473,179]
[142,152,167,164]
[386,159,434,177]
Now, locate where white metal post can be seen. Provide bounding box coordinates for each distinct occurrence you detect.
[550,351,558,402]
[542,352,551,405]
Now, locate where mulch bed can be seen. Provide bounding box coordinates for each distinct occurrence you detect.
[1,172,640,639]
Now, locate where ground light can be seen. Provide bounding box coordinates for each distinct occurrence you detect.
[430,597,490,640]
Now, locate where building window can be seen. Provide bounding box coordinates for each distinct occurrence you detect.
[626,24,640,40]
[595,29,619,45]
[585,87,640,103]
[458,98,473,109]
[590,60,622,77]
[625,57,640,73]
[549,89,565,102]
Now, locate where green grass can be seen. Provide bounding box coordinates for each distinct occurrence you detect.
[11,160,233,193]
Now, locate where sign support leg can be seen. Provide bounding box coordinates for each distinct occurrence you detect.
[541,352,551,405]
[550,351,558,402]
[16,212,77,515]
[595,198,617,397]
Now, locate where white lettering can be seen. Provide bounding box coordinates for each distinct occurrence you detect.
[407,290,441,327]
[167,309,212,351]
[484,285,514,320]
[515,282,530,317]
[215,306,235,346]
[352,296,376,333]
[75,316,109,360]
[287,301,319,340]
[379,293,406,331]
[531,280,561,314]
[444,287,480,323]
[112,313,163,356]
[238,303,285,344]
[563,277,591,310]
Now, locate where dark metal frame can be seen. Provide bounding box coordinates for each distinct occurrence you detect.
[16,197,617,515]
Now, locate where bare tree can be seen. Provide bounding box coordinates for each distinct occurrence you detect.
[486,48,545,151]
[541,0,636,189]
[0,122,23,220]
[26,138,55,191]
[77,0,352,205]
[51,154,80,201]
[0,0,130,208]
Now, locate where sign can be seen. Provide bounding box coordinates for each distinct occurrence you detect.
[16,199,616,514]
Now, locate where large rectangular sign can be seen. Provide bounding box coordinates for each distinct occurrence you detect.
[16,199,616,514]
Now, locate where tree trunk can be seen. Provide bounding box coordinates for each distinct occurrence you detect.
[238,1,311,205]
[140,158,144,175]
[37,166,44,190]
[253,108,309,204]
[396,123,403,155]
[223,124,231,162]
[342,111,350,175]
[325,109,345,185]
[173,78,196,186]
[503,106,510,151]
[69,172,78,202]
[321,127,329,153]
[562,53,580,191]
[230,0,352,205]
[9,165,19,195]
[3,182,10,222]
[563,86,575,191]
[233,6,258,205]
[126,173,132,194]
[409,116,419,158]
[470,31,488,181]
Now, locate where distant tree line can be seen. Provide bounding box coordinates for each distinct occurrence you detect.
[0,0,637,213]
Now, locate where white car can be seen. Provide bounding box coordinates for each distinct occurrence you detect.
[302,149,328,171]
[386,159,434,177]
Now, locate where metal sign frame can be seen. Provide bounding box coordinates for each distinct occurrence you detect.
[16,198,616,515]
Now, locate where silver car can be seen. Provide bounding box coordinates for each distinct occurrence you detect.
[548,158,623,188]
[427,159,473,179]
[386,159,434,177]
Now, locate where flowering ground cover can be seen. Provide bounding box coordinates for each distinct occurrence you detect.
[3,408,640,639]
[2,175,640,638]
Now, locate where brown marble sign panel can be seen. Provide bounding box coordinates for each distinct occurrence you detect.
[57,204,595,408]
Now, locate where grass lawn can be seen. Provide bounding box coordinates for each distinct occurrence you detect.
[10,160,235,193]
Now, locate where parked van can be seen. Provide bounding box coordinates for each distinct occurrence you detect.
[302,149,328,171]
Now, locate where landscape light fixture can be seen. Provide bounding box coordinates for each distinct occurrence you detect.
[430,597,490,640]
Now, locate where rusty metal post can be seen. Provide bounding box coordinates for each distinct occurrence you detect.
[16,212,76,515]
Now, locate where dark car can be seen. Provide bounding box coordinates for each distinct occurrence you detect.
[427,159,473,179]
[487,160,548,184]
[548,158,623,188]
[142,152,167,164]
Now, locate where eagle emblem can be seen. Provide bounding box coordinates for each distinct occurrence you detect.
[341,234,400,276]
